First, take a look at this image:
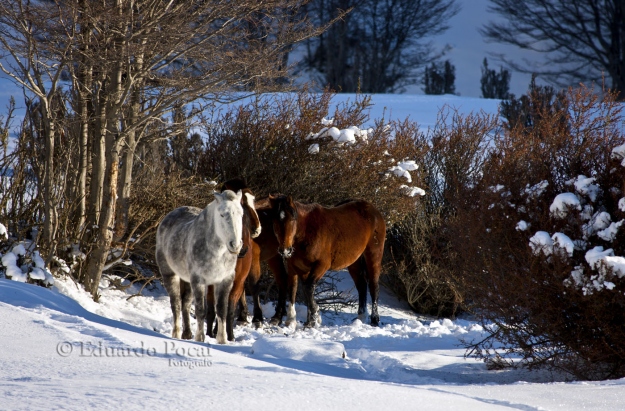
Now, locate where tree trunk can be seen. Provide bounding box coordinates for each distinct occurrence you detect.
[114,132,136,242]
[84,143,121,299]
[41,101,57,262]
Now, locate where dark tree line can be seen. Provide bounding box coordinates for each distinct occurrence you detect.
[301,0,459,93]
[423,60,456,95]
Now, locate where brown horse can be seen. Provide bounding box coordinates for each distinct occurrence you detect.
[206,178,261,341]
[235,197,289,327]
[268,195,386,327]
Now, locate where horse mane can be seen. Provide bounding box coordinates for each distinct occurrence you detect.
[334,199,357,207]
[220,178,248,193]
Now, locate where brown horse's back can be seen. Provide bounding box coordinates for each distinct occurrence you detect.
[305,200,385,271]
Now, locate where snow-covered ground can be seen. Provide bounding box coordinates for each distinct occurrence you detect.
[2,272,625,411]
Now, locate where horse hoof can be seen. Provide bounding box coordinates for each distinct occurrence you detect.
[252,320,263,329]
[269,317,281,326]
[236,320,249,326]
[303,321,317,329]
[370,317,380,327]
[181,330,193,340]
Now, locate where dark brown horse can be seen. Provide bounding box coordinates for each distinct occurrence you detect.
[268,195,386,327]
[235,197,289,327]
[206,178,261,341]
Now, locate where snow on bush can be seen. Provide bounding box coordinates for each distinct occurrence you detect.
[399,185,426,197]
[529,231,553,256]
[0,227,54,286]
[552,232,575,258]
[572,175,600,202]
[524,180,549,200]
[535,170,625,294]
[549,193,581,218]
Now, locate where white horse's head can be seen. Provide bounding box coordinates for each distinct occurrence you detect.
[213,190,244,255]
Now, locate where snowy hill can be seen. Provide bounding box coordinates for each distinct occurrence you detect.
[2,274,625,410]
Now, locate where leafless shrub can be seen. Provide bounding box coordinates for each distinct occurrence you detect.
[455,84,625,380]
[384,108,498,318]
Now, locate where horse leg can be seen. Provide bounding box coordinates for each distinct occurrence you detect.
[206,285,217,338]
[248,246,264,327]
[284,272,299,328]
[364,247,383,327]
[303,262,329,328]
[236,289,249,324]
[215,279,234,344]
[227,270,247,341]
[347,257,368,322]
[161,271,183,339]
[180,280,194,339]
[191,278,207,342]
[302,276,321,328]
[268,256,288,326]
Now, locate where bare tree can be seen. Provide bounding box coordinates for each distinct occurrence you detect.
[302,0,459,93]
[0,0,322,299]
[481,0,625,99]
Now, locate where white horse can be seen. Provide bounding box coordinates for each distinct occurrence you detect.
[156,190,243,344]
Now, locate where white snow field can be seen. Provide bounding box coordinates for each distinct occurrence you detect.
[2,273,625,411]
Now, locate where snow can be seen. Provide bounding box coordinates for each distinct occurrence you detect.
[400,185,426,197]
[515,220,529,231]
[529,231,553,256]
[549,193,581,218]
[1,252,27,282]
[552,232,574,257]
[611,143,625,166]
[2,276,625,410]
[586,246,625,279]
[597,220,624,242]
[251,336,347,363]
[573,175,600,202]
[523,180,548,200]
[308,143,319,154]
[388,165,412,183]
[397,160,418,171]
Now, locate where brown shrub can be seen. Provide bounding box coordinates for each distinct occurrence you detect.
[384,108,499,318]
[453,84,625,380]
[196,90,426,223]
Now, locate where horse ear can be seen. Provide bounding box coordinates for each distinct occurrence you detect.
[287,195,295,207]
[235,190,243,202]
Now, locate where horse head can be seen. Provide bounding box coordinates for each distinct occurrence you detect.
[220,178,262,239]
[269,194,298,259]
[213,190,244,255]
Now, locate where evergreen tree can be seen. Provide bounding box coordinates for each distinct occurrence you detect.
[480,58,511,99]
[424,60,456,95]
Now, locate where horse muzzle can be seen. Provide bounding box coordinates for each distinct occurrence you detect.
[228,241,242,255]
[279,247,294,259]
[237,245,249,259]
